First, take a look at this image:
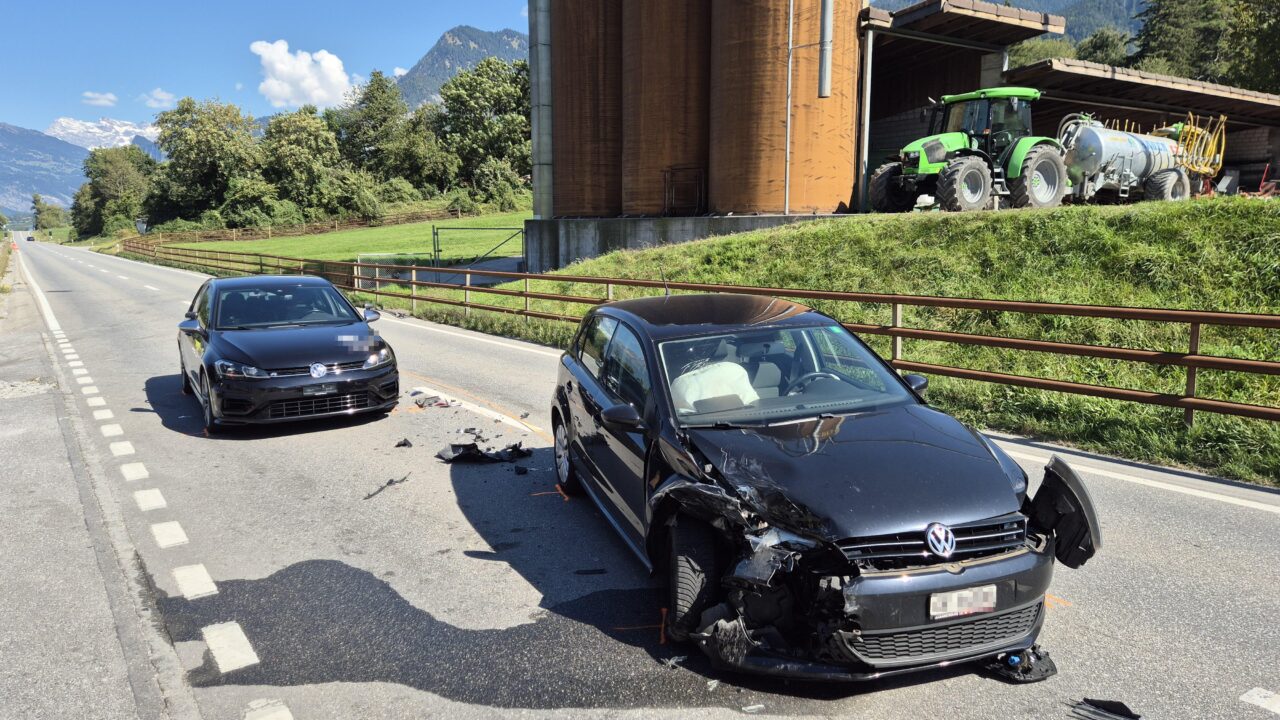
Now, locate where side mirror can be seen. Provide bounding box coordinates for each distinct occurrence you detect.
[904,373,929,398]
[178,318,206,338]
[184,311,197,321]
[600,403,644,431]
[364,308,381,322]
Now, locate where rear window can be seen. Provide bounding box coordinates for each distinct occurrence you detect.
[215,285,358,329]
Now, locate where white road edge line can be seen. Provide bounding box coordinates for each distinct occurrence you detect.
[202,622,259,673]
[1241,688,1280,715]
[109,441,135,457]
[120,462,149,482]
[1002,448,1280,516]
[87,397,107,407]
[381,316,562,358]
[410,383,535,433]
[244,699,293,720]
[173,565,218,600]
[150,521,189,549]
[133,489,167,512]
[16,252,62,331]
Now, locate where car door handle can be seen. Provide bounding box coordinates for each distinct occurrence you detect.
[566,380,573,393]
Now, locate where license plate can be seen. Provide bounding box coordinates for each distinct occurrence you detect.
[930,585,997,620]
[303,383,337,396]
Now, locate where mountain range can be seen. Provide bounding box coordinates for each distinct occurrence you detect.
[45,116,158,151]
[0,123,89,215]
[397,26,527,108]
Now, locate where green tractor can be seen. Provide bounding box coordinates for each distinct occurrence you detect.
[870,87,1068,213]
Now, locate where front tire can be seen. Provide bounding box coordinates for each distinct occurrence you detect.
[553,415,581,494]
[199,374,219,435]
[667,517,721,642]
[869,162,918,213]
[1010,146,1067,209]
[937,156,992,212]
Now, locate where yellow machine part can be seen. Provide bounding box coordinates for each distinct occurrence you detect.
[1176,113,1227,178]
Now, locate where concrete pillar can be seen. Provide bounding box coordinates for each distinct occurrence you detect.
[980,51,1004,88]
[529,0,554,219]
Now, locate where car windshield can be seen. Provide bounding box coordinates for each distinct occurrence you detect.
[215,284,359,329]
[658,324,916,426]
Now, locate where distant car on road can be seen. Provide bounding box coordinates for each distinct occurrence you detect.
[25,235,33,241]
[552,293,1100,683]
[178,275,399,433]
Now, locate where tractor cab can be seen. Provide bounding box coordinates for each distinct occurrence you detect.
[872,87,1067,213]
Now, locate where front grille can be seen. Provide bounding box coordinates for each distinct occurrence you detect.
[851,603,1041,663]
[266,360,367,377]
[267,392,371,419]
[838,513,1027,570]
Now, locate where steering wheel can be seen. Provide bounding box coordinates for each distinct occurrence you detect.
[784,371,841,396]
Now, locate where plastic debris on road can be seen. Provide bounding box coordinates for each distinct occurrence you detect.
[436,442,532,464]
[1071,699,1141,720]
[363,473,412,500]
[395,438,413,448]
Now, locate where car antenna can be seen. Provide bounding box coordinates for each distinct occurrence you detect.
[658,267,671,297]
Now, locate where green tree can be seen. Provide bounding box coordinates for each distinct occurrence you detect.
[1076,27,1131,67]
[73,145,155,237]
[1133,0,1235,82]
[434,58,530,181]
[1006,37,1076,69]
[1228,0,1280,93]
[0,210,8,232]
[386,105,460,194]
[31,194,69,231]
[325,71,408,178]
[262,106,341,208]
[150,98,261,221]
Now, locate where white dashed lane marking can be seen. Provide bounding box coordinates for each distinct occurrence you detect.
[100,424,123,438]
[116,275,128,280]
[150,521,189,549]
[120,462,149,481]
[81,386,99,395]
[92,409,113,420]
[1242,688,1280,715]
[173,564,218,600]
[144,285,160,291]
[109,441,135,456]
[69,361,83,367]
[77,377,94,385]
[244,699,293,720]
[86,397,106,407]
[72,368,88,376]
[202,622,259,673]
[133,489,167,512]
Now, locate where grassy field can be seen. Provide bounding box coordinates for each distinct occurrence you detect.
[124,197,1280,483]
[170,210,532,263]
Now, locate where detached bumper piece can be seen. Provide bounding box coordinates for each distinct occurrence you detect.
[984,644,1058,683]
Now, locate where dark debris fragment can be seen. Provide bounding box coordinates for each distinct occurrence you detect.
[363,472,412,500]
[1071,699,1142,720]
[437,442,532,464]
[395,438,413,448]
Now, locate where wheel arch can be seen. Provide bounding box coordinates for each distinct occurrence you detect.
[1007,137,1064,179]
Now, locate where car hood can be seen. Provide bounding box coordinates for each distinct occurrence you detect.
[683,404,1021,540]
[214,323,377,369]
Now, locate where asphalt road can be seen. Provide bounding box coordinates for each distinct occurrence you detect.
[4,238,1280,720]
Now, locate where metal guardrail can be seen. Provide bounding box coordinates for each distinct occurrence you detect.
[119,239,1280,424]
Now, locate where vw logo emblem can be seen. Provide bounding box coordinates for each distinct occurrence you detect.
[309,363,328,379]
[925,523,956,558]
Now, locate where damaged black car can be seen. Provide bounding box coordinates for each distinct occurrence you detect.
[552,294,1100,682]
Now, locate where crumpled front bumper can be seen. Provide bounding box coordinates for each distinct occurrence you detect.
[692,544,1055,681]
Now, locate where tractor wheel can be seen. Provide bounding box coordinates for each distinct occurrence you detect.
[937,156,993,212]
[1010,146,1067,209]
[869,163,918,213]
[1145,168,1191,202]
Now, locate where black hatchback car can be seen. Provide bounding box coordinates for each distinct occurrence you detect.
[178,275,399,432]
[552,294,1100,682]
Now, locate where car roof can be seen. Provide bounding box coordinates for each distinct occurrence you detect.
[211,275,334,290]
[596,293,827,341]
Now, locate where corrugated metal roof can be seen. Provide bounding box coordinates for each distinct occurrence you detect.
[1005,58,1280,127]
[862,0,1065,46]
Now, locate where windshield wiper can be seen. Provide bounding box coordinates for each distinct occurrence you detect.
[684,420,764,430]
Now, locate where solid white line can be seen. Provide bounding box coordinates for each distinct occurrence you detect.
[100,423,123,437]
[92,409,113,420]
[202,622,259,672]
[133,489,167,512]
[173,564,218,600]
[1242,688,1280,715]
[120,462,149,482]
[150,521,189,548]
[244,699,293,720]
[109,441,135,456]
[86,397,107,407]
[144,285,160,291]
[1002,448,1280,516]
[381,316,562,358]
[81,386,99,394]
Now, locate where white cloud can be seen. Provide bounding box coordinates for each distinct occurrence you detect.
[249,39,352,108]
[139,88,176,109]
[393,67,409,78]
[522,4,528,17]
[235,82,244,91]
[82,91,118,107]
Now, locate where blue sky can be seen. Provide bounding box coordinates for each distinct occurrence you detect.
[3,0,529,131]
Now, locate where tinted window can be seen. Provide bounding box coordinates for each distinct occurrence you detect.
[579,316,617,379]
[603,324,651,410]
[215,285,358,329]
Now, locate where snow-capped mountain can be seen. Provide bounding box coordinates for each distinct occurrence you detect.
[44,117,159,150]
